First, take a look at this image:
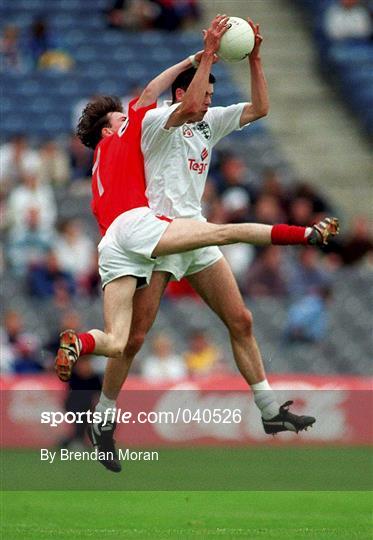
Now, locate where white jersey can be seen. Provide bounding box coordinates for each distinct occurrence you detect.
[141,102,247,219]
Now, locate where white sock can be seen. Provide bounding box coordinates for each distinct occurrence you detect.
[251,379,279,420]
[95,392,117,419]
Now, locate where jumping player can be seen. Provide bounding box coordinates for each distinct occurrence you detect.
[55,15,339,472]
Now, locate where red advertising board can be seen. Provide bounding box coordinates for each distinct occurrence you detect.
[0,374,372,447]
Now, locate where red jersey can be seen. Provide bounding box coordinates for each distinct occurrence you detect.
[91,98,156,236]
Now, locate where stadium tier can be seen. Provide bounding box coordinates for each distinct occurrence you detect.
[296,0,373,137]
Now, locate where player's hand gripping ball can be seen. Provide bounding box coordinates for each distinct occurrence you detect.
[217,16,255,62]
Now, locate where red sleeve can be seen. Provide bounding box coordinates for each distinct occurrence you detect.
[128,97,157,123]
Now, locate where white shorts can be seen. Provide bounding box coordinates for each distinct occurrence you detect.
[98,207,170,289]
[154,246,223,281]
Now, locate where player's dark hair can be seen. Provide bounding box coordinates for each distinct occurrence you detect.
[76,96,123,149]
[171,67,216,103]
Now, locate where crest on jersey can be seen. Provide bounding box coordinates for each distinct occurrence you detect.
[201,147,208,161]
[196,121,211,140]
[182,125,194,138]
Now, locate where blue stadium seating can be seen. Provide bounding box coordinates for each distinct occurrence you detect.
[0,0,250,138]
[297,0,373,137]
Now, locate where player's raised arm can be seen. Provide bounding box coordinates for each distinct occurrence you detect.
[239,19,269,127]
[164,14,229,128]
[134,55,199,110]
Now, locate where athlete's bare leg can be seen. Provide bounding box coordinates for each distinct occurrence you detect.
[186,257,266,384]
[102,271,171,400]
[153,220,272,256]
[89,275,137,356]
[186,257,318,430]
[154,216,339,256]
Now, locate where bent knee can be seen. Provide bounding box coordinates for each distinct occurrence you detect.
[124,332,146,358]
[228,308,254,337]
[110,342,126,358]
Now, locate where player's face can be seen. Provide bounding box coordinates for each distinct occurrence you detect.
[196,84,214,120]
[177,83,214,121]
[107,111,127,133]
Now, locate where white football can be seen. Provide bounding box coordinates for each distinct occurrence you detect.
[217,17,255,63]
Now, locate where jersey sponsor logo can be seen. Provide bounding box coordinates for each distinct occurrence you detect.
[201,147,208,161]
[188,158,208,175]
[196,121,211,140]
[182,125,194,138]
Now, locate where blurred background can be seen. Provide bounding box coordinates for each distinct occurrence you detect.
[1,0,372,389]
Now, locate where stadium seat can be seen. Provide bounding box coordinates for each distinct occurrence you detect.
[74,45,96,64]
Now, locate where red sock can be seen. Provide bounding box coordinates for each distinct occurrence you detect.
[271,224,308,245]
[78,333,96,355]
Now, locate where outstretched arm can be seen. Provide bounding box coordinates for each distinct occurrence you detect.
[165,14,229,128]
[239,19,269,127]
[134,54,201,110]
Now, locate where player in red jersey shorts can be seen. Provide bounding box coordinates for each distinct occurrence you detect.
[55,15,339,472]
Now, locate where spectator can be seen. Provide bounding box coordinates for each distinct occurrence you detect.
[292,181,333,216]
[0,25,25,73]
[79,251,101,297]
[39,140,71,186]
[204,197,227,224]
[221,188,250,223]
[152,0,200,31]
[0,326,15,373]
[28,18,56,67]
[68,134,93,181]
[141,332,187,382]
[2,309,43,373]
[106,0,200,32]
[7,207,53,276]
[284,287,332,343]
[245,246,289,298]
[212,153,251,198]
[287,196,314,227]
[6,159,57,235]
[27,249,76,300]
[324,0,372,41]
[184,330,223,377]
[218,182,254,288]
[258,168,289,212]
[106,0,158,31]
[54,218,95,284]
[287,248,333,299]
[201,178,220,221]
[338,216,373,265]
[0,134,41,195]
[253,194,285,225]
[220,242,255,291]
[38,50,74,72]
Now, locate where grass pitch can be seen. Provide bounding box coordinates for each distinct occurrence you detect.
[1,491,372,539]
[1,447,372,538]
